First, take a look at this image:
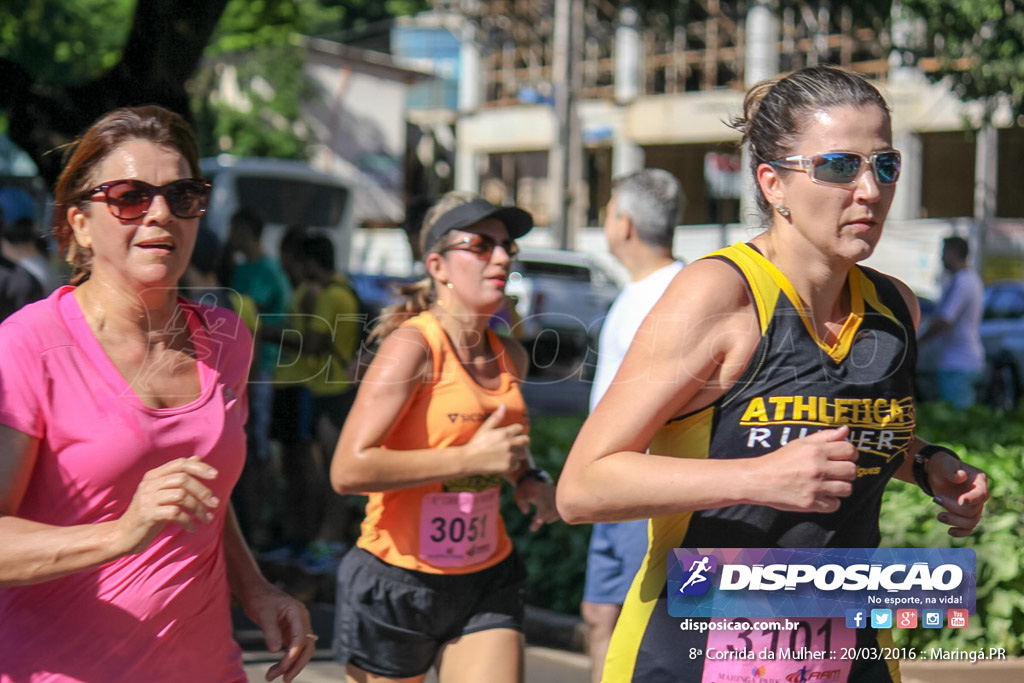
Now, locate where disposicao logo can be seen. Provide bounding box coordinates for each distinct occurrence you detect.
[667,548,975,619]
[677,554,718,595]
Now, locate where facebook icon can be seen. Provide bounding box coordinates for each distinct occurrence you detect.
[845,609,868,629]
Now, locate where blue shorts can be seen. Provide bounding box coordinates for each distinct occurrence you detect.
[935,370,981,409]
[582,520,648,605]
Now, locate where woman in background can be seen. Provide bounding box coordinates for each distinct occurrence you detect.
[330,192,558,683]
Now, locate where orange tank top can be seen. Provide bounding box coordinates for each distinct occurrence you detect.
[356,311,528,574]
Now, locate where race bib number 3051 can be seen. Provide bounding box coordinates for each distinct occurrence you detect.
[419,488,499,567]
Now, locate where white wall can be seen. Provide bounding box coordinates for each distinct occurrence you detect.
[303,51,412,227]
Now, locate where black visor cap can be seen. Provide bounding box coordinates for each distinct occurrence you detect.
[424,198,533,254]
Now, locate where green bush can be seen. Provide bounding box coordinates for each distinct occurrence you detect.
[501,415,590,615]
[884,401,1024,655]
[508,402,1024,654]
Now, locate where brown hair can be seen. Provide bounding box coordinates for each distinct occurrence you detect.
[372,191,483,341]
[53,105,201,284]
[728,66,892,220]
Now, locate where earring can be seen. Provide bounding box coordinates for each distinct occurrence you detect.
[774,203,791,219]
[445,281,454,290]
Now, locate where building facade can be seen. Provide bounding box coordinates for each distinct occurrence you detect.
[393,1,1024,293]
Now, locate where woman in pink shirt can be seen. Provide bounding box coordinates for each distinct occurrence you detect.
[0,106,315,682]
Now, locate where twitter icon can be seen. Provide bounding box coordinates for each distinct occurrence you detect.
[871,609,893,629]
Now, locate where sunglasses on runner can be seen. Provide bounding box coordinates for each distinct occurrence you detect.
[439,234,519,259]
[84,178,213,220]
[769,150,901,187]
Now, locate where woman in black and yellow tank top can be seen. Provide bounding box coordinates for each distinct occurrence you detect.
[557,66,990,683]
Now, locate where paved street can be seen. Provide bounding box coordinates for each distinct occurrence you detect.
[242,646,590,683]
[236,603,590,683]
[901,659,1024,683]
[243,650,1024,683]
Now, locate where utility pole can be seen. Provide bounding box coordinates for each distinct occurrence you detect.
[548,0,584,249]
[974,113,998,281]
[741,0,778,224]
[613,6,644,177]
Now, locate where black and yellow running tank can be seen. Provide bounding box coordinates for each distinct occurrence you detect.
[603,243,916,683]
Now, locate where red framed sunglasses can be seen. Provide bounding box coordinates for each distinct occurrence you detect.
[84,178,212,220]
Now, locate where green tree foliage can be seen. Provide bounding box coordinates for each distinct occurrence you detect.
[501,415,589,614]
[883,401,1024,654]
[0,0,230,184]
[516,404,1024,659]
[317,0,432,40]
[0,0,133,85]
[191,0,425,159]
[902,0,1024,119]
[190,46,318,160]
[209,0,340,54]
[0,0,428,178]
[189,0,327,160]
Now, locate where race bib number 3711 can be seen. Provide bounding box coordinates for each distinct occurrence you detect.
[701,617,853,683]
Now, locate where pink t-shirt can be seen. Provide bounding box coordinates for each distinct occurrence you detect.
[0,287,252,682]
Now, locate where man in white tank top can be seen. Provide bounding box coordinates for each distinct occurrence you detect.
[582,168,684,683]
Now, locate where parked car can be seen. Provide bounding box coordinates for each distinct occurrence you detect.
[348,272,417,320]
[504,248,621,373]
[915,294,938,401]
[974,280,1024,409]
[199,156,354,271]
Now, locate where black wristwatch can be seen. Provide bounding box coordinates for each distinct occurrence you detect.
[516,468,553,487]
[913,444,959,497]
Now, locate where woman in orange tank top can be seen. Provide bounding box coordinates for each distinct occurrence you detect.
[330,192,559,683]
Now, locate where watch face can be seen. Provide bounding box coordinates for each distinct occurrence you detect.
[915,445,946,464]
[521,469,552,485]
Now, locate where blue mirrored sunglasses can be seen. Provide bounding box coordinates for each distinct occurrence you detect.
[769,151,901,187]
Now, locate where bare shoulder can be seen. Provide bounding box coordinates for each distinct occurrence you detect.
[646,256,756,332]
[363,323,432,385]
[880,274,922,329]
[615,256,761,414]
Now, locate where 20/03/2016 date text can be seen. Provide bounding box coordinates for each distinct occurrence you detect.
[839,647,916,660]
[679,619,1008,663]
[690,646,1008,662]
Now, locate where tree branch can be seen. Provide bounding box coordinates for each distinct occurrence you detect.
[2,0,230,187]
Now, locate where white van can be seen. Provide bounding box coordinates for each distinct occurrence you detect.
[199,155,354,269]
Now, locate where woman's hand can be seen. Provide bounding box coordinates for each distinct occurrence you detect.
[514,478,560,532]
[750,426,859,513]
[928,453,989,537]
[241,581,317,683]
[462,405,531,476]
[115,456,220,556]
